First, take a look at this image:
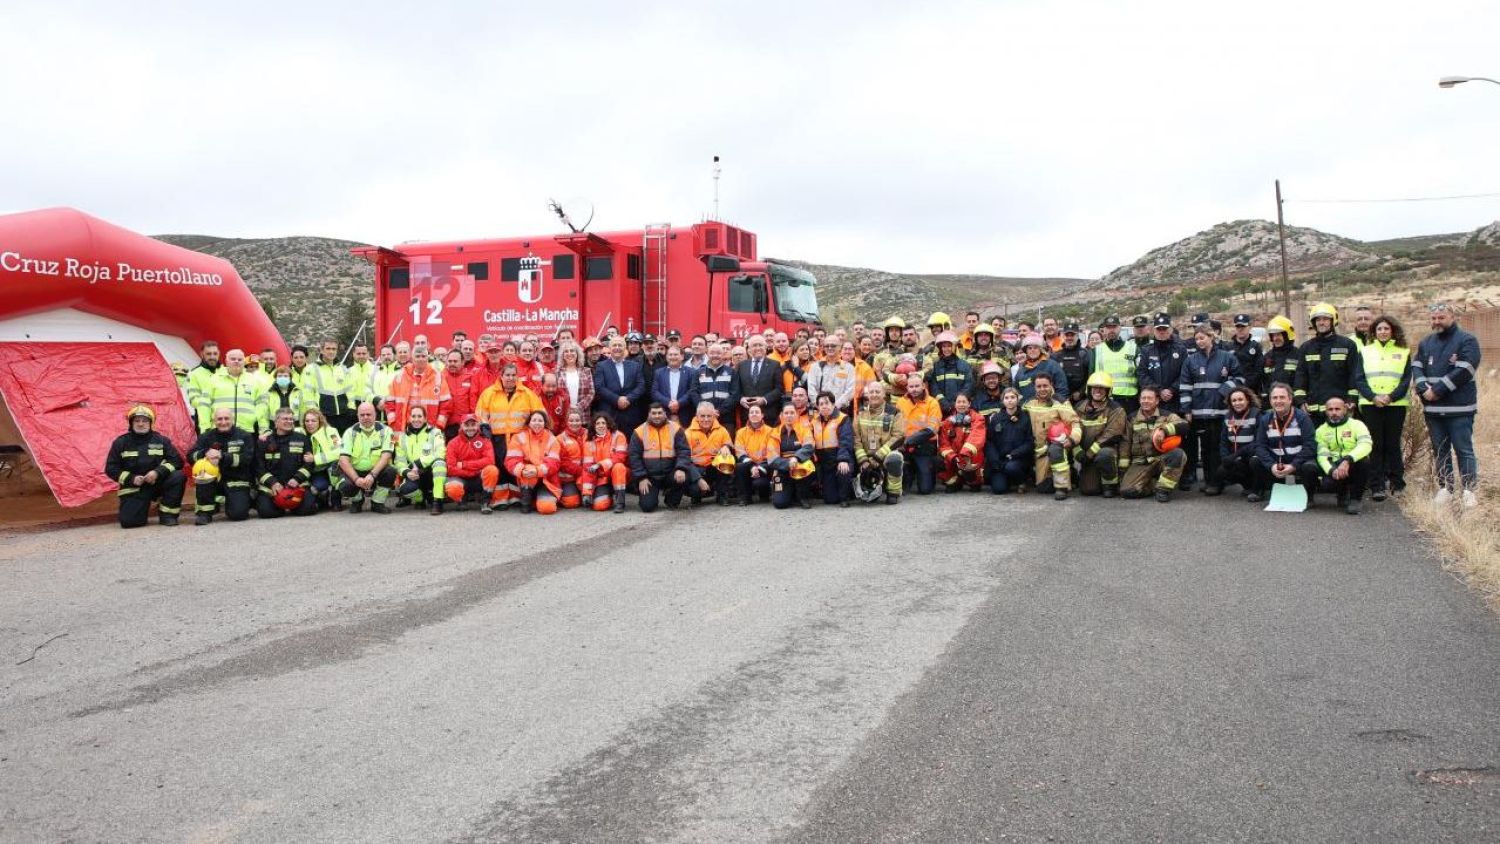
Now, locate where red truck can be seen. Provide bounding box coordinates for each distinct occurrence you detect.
[353,220,820,345]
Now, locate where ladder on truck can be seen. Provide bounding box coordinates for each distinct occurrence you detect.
[642,223,671,336]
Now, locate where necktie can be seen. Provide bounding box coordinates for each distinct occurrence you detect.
[753,361,761,382]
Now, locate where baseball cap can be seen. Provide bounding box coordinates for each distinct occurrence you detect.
[1153,313,1173,328]
[460,413,478,424]
[1100,316,1121,328]
[1063,322,1081,334]
[1192,312,1210,325]
[1132,315,1150,327]
[1233,313,1251,327]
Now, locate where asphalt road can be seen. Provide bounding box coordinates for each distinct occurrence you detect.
[1,492,1497,842]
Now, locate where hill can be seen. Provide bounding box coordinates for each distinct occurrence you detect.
[774,259,1085,325]
[1095,219,1376,291]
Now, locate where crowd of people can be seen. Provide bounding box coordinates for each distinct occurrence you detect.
[105,302,1482,528]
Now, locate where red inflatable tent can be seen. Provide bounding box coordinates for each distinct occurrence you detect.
[0,208,285,507]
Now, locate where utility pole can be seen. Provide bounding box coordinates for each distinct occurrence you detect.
[1275,179,1292,314]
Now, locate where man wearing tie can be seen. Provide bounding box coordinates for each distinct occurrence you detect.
[653,345,700,426]
[594,337,647,434]
[736,334,784,425]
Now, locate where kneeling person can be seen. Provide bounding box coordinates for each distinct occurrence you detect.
[1073,372,1126,497]
[1023,373,1081,500]
[1302,395,1372,514]
[338,401,397,513]
[104,404,185,528]
[394,406,447,514]
[1120,386,1186,502]
[190,407,257,525]
[445,414,500,512]
[256,407,316,518]
[629,403,692,512]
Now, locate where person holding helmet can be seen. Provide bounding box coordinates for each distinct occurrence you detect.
[874,317,907,377]
[1251,383,1315,504]
[853,381,905,504]
[337,401,397,514]
[104,403,186,528]
[1216,386,1261,497]
[925,331,974,416]
[629,402,693,512]
[1073,371,1127,497]
[1136,313,1192,487]
[254,406,316,518]
[1179,323,1242,496]
[1022,372,1080,500]
[896,373,943,495]
[506,410,562,514]
[1261,315,1300,406]
[188,407,258,525]
[985,387,1033,494]
[810,391,856,506]
[1054,322,1090,404]
[1304,396,1372,514]
[962,323,1009,368]
[937,393,986,491]
[1119,385,1187,502]
[923,312,954,354]
[686,401,735,505]
[770,404,817,509]
[393,405,447,515]
[734,404,779,505]
[1295,302,1362,426]
[1356,314,1412,500]
[1091,316,1139,415]
[972,360,1012,418]
[1012,333,1068,403]
[445,413,500,512]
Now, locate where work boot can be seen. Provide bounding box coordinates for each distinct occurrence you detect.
[1203,485,1223,497]
[370,502,391,514]
[1054,488,1068,501]
[717,492,728,506]
[195,512,212,526]
[885,492,899,505]
[1036,478,1055,495]
[349,497,364,514]
[430,500,443,516]
[840,499,851,508]
[1246,491,1263,503]
[615,497,627,513]
[1345,498,1362,515]
[1336,491,1349,510]
[159,514,179,527]
[738,498,750,507]
[519,487,536,514]
[1371,487,1387,502]
[480,501,493,515]
[581,494,593,509]
[799,498,812,510]
[396,497,411,509]
[1102,486,1117,499]
[1154,489,1171,503]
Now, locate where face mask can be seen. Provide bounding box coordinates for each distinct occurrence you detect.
[275,376,291,388]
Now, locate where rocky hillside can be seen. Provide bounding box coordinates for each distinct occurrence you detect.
[775,259,1085,325]
[153,234,373,345]
[1096,220,1376,291]
[1466,221,1500,248]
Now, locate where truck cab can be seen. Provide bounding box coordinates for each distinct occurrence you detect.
[712,258,821,340]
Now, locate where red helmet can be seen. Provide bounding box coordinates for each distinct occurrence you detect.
[1047,421,1072,443]
[273,486,306,511]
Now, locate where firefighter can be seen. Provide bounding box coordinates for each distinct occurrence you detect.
[1054,322,1090,404]
[1294,302,1362,426]
[925,331,974,416]
[686,401,735,505]
[985,387,1032,494]
[1227,315,1264,398]
[810,391,855,506]
[1261,316,1300,406]
[187,340,221,431]
[337,401,397,514]
[1356,315,1412,501]
[189,407,258,524]
[896,373,943,495]
[1092,316,1139,414]
[1012,333,1068,403]
[1022,372,1080,500]
[921,312,954,358]
[206,349,267,434]
[1119,385,1186,503]
[1304,396,1373,514]
[1136,313,1191,487]
[937,393,986,491]
[873,317,907,381]
[444,414,500,512]
[1073,371,1126,497]
[1179,324,1242,496]
[854,381,905,504]
[104,403,185,528]
[1251,383,1315,504]
[474,362,543,508]
[972,361,1010,418]
[392,406,447,514]
[1216,386,1261,497]
[506,410,562,514]
[629,402,693,513]
[254,406,316,518]
[962,324,1008,369]
[771,403,817,509]
[310,340,354,434]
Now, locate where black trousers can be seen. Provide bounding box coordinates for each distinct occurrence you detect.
[196,478,254,520]
[904,449,936,495]
[1189,419,1222,488]
[815,449,853,504]
[690,466,730,503]
[1362,404,1407,492]
[1297,459,1369,501]
[1216,450,1258,493]
[638,474,685,512]
[118,470,186,528]
[770,470,813,509]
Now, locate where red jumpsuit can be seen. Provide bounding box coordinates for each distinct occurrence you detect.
[937,410,987,489]
[444,431,500,504]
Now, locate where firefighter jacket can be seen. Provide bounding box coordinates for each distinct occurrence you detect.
[686,421,733,468]
[963,343,1011,370]
[1178,347,1241,419]
[186,362,220,430]
[475,384,544,440]
[938,411,986,467]
[395,423,446,475]
[804,360,857,410]
[1023,399,1081,458]
[256,429,312,491]
[896,395,943,451]
[1253,407,1315,471]
[1315,417,1373,474]
[1294,332,1362,413]
[734,422,778,465]
[506,428,561,495]
[307,425,342,476]
[810,411,856,464]
[1136,338,1189,397]
[1091,338,1138,399]
[1229,337,1264,397]
[1356,340,1411,407]
[307,361,352,419]
[1073,399,1126,458]
[1012,355,1067,404]
[207,370,268,434]
[346,360,378,405]
[445,431,496,480]
[925,354,974,415]
[873,346,906,389]
[853,402,905,466]
[1053,342,1090,400]
[694,363,739,420]
[629,420,692,480]
[190,426,257,483]
[104,429,182,489]
[340,421,395,473]
[1413,323,1481,416]
[972,388,1009,420]
[1219,407,1261,461]
[386,364,451,431]
[1262,343,1300,400]
[1120,410,1183,469]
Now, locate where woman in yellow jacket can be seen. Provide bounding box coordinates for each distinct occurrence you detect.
[300,408,343,510]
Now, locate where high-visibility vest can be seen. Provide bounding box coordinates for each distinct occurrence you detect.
[1093,340,1138,397]
[734,424,778,463]
[475,384,543,436]
[1359,341,1410,406]
[686,423,731,467]
[341,422,394,472]
[207,371,267,433]
[634,421,682,461]
[811,412,847,450]
[346,361,378,403]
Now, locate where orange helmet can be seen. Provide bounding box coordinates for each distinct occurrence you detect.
[1156,434,1183,453]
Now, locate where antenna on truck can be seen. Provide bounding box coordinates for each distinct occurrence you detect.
[712,155,721,220]
[548,197,595,233]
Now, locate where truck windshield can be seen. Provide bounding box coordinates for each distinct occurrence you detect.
[770,264,819,323]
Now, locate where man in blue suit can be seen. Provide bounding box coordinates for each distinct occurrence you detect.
[652,345,700,426]
[594,336,647,433]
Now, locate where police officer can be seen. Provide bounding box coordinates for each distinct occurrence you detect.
[1054,322,1090,404]
[104,404,186,528]
[189,407,258,525]
[1227,314,1264,397]
[1091,316,1139,415]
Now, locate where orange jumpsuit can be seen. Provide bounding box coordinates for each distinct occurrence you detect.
[504,428,562,514]
[580,429,629,510]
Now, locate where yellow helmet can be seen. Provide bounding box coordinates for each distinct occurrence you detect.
[790,458,816,480]
[1267,315,1296,342]
[1308,302,1338,327]
[125,403,156,423]
[1086,371,1114,391]
[880,316,907,330]
[927,311,952,328]
[711,450,737,475]
[191,458,220,482]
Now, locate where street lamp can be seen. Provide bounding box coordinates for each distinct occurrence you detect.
[1439,75,1500,88]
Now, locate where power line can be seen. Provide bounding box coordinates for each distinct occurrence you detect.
[1287,191,1500,204]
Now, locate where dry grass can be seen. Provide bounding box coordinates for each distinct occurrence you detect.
[1400,378,1500,609]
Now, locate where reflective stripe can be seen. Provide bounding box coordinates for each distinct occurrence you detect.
[1094,342,1137,395]
[1424,404,1478,414]
[1192,408,1227,418]
[1189,381,1223,390]
[1454,360,1476,373]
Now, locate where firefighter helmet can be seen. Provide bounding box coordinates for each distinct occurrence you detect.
[853,464,886,503]
[1021,332,1045,349]
[790,459,816,480]
[125,403,156,423]
[711,450,737,475]
[1047,420,1072,444]
[880,316,906,330]
[927,312,952,328]
[1086,371,1114,391]
[973,324,995,337]
[625,331,644,343]
[272,486,307,512]
[1156,434,1183,453]
[934,331,959,346]
[1267,315,1296,343]
[191,458,220,482]
[1307,302,1338,327]
[980,361,1004,378]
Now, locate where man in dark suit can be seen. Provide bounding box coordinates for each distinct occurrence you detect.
[652,345,699,426]
[736,334,783,425]
[594,336,647,433]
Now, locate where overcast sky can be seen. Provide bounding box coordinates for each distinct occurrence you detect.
[3,1,1498,278]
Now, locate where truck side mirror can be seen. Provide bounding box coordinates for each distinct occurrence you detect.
[705,255,740,273]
